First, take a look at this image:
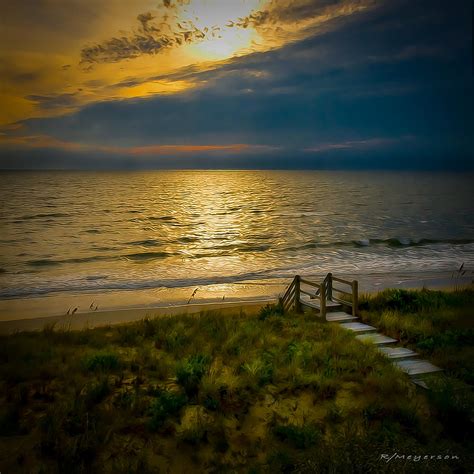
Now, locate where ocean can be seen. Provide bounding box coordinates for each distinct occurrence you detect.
[1,170,473,300]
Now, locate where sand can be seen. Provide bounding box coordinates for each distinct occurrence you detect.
[0,270,471,334]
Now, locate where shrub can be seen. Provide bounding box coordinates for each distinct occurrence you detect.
[273,423,321,449]
[83,377,110,407]
[258,303,284,320]
[83,352,120,372]
[156,329,189,352]
[426,377,474,441]
[361,288,450,313]
[115,325,141,346]
[140,317,157,338]
[176,354,210,396]
[241,357,274,387]
[148,390,187,431]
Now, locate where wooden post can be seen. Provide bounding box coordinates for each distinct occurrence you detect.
[294,275,302,313]
[352,280,358,317]
[327,272,333,301]
[320,281,326,319]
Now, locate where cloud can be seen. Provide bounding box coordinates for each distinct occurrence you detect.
[129,144,277,155]
[25,93,80,110]
[80,9,220,64]
[1,0,472,170]
[238,0,374,27]
[304,136,413,153]
[0,134,276,157]
[79,0,377,65]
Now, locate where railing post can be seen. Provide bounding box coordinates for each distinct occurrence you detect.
[352,280,358,317]
[320,281,326,319]
[294,275,302,313]
[327,272,333,301]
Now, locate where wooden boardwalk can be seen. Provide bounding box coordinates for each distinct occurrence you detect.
[280,273,443,384]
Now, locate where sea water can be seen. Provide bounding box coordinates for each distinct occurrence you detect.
[0,170,473,299]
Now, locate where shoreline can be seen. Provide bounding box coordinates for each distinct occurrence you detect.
[0,299,272,334]
[0,270,472,334]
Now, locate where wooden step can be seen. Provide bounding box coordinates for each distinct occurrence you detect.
[339,322,376,333]
[356,333,397,345]
[299,297,341,310]
[393,359,442,376]
[326,313,358,322]
[300,297,341,309]
[412,378,429,389]
[378,347,419,359]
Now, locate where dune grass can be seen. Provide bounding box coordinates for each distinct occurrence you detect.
[359,288,474,384]
[0,290,473,473]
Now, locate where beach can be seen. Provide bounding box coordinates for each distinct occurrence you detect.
[0,269,471,334]
[1,171,473,333]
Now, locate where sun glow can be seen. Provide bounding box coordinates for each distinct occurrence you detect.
[179,0,264,60]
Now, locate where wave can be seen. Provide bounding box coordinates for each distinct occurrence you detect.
[27,259,61,267]
[4,253,474,299]
[148,216,175,221]
[26,252,172,267]
[18,213,71,220]
[124,251,172,261]
[0,270,278,299]
[21,237,474,269]
[126,239,162,247]
[367,238,474,247]
[27,256,112,267]
[283,238,474,252]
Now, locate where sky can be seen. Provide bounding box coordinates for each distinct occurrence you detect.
[0,0,472,170]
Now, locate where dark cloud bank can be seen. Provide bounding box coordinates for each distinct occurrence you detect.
[1,0,472,170]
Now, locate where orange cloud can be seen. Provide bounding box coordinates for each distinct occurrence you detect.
[0,134,275,155]
[129,144,271,155]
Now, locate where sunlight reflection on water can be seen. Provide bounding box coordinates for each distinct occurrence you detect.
[0,170,473,298]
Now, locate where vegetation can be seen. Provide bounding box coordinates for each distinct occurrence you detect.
[359,288,474,385]
[0,289,473,472]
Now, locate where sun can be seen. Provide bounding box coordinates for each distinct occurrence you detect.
[190,27,256,60]
[179,0,265,61]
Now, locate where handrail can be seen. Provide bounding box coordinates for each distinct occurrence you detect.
[281,287,295,307]
[280,277,295,300]
[332,288,352,297]
[279,276,297,311]
[300,278,321,288]
[332,276,353,286]
[280,273,358,318]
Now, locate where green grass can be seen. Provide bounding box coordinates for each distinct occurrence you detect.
[359,288,474,385]
[0,290,473,473]
[83,352,121,372]
[148,389,188,431]
[273,423,322,449]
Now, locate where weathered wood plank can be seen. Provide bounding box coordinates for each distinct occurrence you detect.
[299,298,323,310]
[332,276,353,285]
[378,347,419,359]
[301,298,341,309]
[326,313,358,322]
[300,278,321,288]
[339,322,376,333]
[394,359,442,375]
[356,333,398,345]
[412,378,429,389]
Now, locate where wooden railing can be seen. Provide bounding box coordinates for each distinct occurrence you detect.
[279,275,298,312]
[329,274,358,318]
[279,273,358,318]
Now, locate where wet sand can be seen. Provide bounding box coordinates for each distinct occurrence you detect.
[0,270,471,334]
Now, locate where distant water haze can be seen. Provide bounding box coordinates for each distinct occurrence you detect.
[0,170,473,300]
